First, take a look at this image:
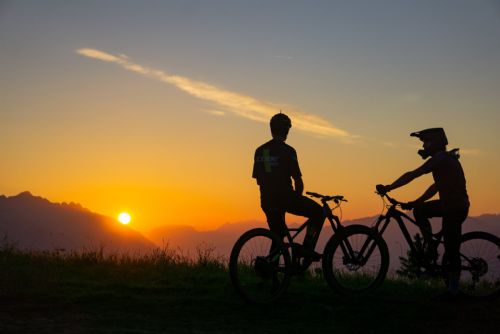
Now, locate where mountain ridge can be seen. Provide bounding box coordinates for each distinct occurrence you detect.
[0,191,156,253]
[149,212,500,270]
[2,191,498,268]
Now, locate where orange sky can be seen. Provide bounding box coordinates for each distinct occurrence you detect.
[1,1,499,234]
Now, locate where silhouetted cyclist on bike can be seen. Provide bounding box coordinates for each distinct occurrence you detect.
[377,128,469,300]
[253,113,323,261]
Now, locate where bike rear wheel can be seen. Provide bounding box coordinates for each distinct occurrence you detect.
[458,231,500,299]
[229,228,292,303]
[322,224,389,294]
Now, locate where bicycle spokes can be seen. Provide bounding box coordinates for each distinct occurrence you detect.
[229,228,292,303]
[322,225,389,294]
[459,233,500,298]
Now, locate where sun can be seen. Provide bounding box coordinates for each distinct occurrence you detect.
[118,212,131,225]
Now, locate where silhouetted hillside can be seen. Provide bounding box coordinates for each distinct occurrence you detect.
[149,214,500,270]
[149,221,269,257]
[2,191,498,265]
[0,192,156,253]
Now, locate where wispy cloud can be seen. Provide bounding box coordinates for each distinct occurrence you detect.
[76,48,355,140]
[204,109,226,117]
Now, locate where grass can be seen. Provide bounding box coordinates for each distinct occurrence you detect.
[1,243,499,334]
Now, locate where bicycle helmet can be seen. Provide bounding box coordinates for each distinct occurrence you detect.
[270,112,292,137]
[410,128,448,159]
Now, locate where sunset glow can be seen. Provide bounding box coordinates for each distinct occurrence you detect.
[118,212,131,225]
[1,1,499,236]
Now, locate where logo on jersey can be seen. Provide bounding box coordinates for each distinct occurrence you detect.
[256,149,279,172]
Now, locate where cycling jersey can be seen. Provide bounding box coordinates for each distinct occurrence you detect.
[252,139,302,202]
[418,150,469,211]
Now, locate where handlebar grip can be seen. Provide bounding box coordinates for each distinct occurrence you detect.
[333,196,347,203]
[375,184,387,195]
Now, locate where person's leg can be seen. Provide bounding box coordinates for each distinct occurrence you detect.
[287,195,323,253]
[262,206,287,240]
[412,200,444,267]
[442,208,468,294]
[261,206,287,274]
[413,200,442,243]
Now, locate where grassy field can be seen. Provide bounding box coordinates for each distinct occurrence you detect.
[1,244,499,334]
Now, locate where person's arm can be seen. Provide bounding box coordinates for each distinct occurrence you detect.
[252,149,260,186]
[387,170,420,191]
[289,147,303,195]
[414,184,438,203]
[400,183,438,210]
[382,160,433,192]
[293,176,304,195]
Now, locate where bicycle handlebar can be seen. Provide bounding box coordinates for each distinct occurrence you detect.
[375,191,406,207]
[306,191,347,203]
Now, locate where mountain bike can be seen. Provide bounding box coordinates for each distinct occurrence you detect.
[348,190,500,299]
[229,191,388,303]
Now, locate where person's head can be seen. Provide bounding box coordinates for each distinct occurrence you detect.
[270,113,292,140]
[410,128,448,159]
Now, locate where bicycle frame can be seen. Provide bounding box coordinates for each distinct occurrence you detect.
[368,193,471,272]
[284,197,344,245]
[373,203,432,257]
[278,193,365,265]
[265,192,368,269]
[263,194,347,268]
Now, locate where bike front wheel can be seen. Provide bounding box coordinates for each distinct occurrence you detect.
[322,224,389,294]
[229,228,292,303]
[458,231,500,299]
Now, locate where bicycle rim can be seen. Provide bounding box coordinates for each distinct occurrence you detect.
[459,232,500,299]
[323,225,388,294]
[229,228,291,303]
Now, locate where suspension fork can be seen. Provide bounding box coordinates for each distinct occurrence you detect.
[369,209,419,260]
[327,213,361,259]
[325,202,366,259]
[349,214,391,264]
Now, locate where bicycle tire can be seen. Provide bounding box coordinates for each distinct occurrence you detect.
[322,224,389,294]
[229,228,292,303]
[457,231,500,299]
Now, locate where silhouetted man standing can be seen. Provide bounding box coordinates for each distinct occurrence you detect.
[377,128,469,300]
[253,113,323,259]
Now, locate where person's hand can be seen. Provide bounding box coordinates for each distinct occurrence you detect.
[400,201,416,211]
[376,184,391,195]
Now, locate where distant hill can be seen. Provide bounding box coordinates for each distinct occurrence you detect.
[0,192,156,253]
[149,221,269,257]
[149,213,500,271]
[2,191,498,267]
